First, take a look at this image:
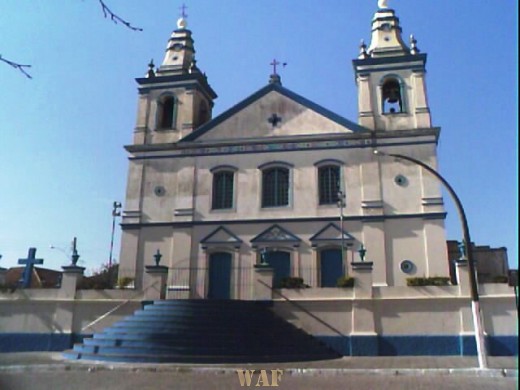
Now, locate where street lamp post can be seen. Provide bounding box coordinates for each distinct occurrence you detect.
[374,150,488,369]
[50,240,73,263]
[51,237,80,266]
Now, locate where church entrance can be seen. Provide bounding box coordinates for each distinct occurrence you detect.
[320,248,343,287]
[207,252,232,299]
[266,251,291,288]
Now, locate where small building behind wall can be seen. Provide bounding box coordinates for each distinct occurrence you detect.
[447,240,510,284]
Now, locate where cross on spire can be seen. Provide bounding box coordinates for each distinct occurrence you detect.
[179,3,188,18]
[18,247,44,288]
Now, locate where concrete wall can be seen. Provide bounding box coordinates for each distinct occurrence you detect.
[0,289,142,352]
[1,280,516,356]
[271,283,518,356]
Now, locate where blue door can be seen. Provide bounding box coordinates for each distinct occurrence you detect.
[320,249,343,287]
[266,251,291,288]
[208,252,232,299]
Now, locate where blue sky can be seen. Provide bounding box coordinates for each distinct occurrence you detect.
[0,0,517,272]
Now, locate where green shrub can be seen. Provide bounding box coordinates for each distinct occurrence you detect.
[279,277,307,289]
[337,276,355,288]
[406,277,450,286]
[79,263,118,290]
[0,283,17,293]
[117,277,134,288]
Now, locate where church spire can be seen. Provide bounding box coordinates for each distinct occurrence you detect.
[157,7,197,76]
[132,5,217,144]
[352,0,431,130]
[367,0,410,57]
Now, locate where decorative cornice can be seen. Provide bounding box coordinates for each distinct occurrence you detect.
[120,212,447,230]
[126,138,439,161]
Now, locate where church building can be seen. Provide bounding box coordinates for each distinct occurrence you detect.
[1,2,516,361]
[118,3,448,298]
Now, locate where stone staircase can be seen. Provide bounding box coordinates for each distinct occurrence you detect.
[63,300,340,363]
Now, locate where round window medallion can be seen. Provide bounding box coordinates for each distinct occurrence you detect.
[394,174,408,187]
[400,260,415,274]
[154,186,166,197]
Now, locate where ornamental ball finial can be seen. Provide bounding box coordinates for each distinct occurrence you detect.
[378,0,389,9]
[177,17,187,29]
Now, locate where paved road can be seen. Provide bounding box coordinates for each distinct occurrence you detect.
[0,371,517,390]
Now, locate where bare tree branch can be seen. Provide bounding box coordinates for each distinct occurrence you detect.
[0,55,32,79]
[1,1,142,79]
[98,0,143,31]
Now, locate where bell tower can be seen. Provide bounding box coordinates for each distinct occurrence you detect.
[353,0,431,131]
[132,14,217,145]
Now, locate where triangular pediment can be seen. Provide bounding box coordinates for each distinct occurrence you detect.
[309,223,355,245]
[181,83,366,142]
[251,224,301,244]
[200,226,242,247]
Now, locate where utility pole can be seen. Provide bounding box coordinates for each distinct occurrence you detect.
[337,190,347,272]
[109,201,122,285]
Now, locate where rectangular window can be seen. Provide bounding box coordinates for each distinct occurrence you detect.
[212,171,234,209]
[319,165,340,204]
[262,167,289,207]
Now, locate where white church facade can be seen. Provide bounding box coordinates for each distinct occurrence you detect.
[119,4,448,299]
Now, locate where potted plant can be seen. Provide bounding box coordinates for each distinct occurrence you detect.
[117,277,135,289]
[337,276,355,288]
[279,277,308,289]
[406,276,450,286]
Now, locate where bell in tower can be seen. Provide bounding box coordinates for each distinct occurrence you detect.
[382,78,403,114]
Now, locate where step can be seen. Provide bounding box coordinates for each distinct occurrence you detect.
[111,317,293,330]
[94,322,318,339]
[134,308,277,319]
[63,299,339,364]
[149,300,271,307]
[63,350,336,364]
[72,343,316,356]
[140,305,272,315]
[84,334,316,348]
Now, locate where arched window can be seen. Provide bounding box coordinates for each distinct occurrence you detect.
[382,78,404,114]
[212,170,235,210]
[157,95,176,129]
[318,165,341,205]
[262,167,289,207]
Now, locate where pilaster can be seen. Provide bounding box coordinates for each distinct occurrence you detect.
[253,265,274,301]
[350,261,377,356]
[144,265,169,300]
[59,265,85,299]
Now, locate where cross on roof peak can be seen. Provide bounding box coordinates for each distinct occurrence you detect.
[270,58,287,75]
